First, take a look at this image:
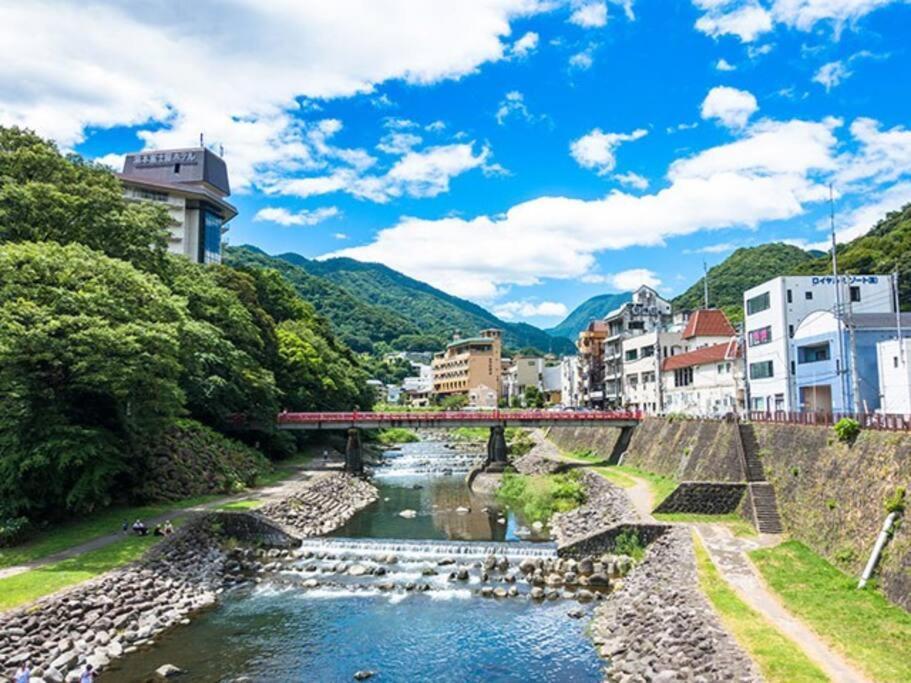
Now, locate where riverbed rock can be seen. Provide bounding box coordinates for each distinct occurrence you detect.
[398,510,417,519]
[518,558,536,574]
[347,564,368,577]
[353,671,375,680]
[155,663,183,678]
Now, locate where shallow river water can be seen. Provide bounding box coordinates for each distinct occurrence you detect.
[103,438,604,682]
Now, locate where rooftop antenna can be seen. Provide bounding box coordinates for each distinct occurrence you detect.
[703,260,710,309]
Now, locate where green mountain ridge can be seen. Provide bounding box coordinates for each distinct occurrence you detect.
[547,292,632,339]
[225,246,575,354]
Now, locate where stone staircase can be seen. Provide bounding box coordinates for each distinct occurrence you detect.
[748,483,784,534]
[735,422,784,534]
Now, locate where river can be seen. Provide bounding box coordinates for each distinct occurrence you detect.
[103,437,604,682]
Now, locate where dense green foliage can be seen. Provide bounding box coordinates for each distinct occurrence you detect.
[496,471,586,523]
[673,243,814,323]
[0,126,370,526]
[547,292,631,339]
[376,428,420,445]
[833,417,860,443]
[225,246,576,354]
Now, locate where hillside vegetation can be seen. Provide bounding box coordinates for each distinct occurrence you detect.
[227,246,575,354]
[547,292,631,339]
[0,126,371,532]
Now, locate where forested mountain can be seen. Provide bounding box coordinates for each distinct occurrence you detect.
[547,292,631,340]
[672,243,814,323]
[797,203,911,307]
[226,246,576,354]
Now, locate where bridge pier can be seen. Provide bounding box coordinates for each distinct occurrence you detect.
[484,425,509,472]
[345,428,363,474]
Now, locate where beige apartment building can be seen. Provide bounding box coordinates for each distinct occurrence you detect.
[432,329,502,402]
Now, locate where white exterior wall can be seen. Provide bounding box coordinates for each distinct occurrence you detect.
[561,356,581,407]
[878,339,911,414]
[662,360,744,417]
[743,275,893,412]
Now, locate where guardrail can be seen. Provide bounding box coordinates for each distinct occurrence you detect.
[747,411,911,431]
[277,409,643,426]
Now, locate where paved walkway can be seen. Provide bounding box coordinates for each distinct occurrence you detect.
[618,468,869,683]
[0,451,341,582]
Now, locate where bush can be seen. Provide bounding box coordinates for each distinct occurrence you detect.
[834,417,860,443]
[0,516,31,548]
[885,486,906,514]
[612,530,645,562]
[496,471,586,523]
[376,428,419,445]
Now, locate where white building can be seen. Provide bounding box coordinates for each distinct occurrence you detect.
[560,356,582,408]
[878,339,911,414]
[622,329,682,413]
[743,275,894,413]
[661,339,744,417]
[117,148,237,264]
[542,364,563,404]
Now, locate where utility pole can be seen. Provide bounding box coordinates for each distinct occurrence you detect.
[895,271,905,365]
[703,260,710,309]
[829,184,849,413]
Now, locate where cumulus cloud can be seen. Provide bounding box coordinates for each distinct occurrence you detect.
[254,206,340,226]
[569,46,597,69]
[715,58,737,71]
[510,31,540,57]
[813,61,850,91]
[376,132,423,155]
[695,1,773,42]
[569,1,609,27]
[496,91,543,125]
[581,269,662,289]
[834,117,911,189]
[614,171,650,190]
[570,128,648,175]
[700,86,759,129]
[493,300,569,319]
[0,0,546,191]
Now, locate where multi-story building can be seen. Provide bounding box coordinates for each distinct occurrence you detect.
[661,338,744,417]
[602,286,673,406]
[431,329,502,403]
[117,147,237,264]
[576,321,608,407]
[743,275,894,412]
[791,311,911,413]
[560,356,581,408]
[503,356,545,403]
[877,338,911,414]
[542,364,563,404]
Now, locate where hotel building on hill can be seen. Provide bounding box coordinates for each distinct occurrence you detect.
[117,147,237,264]
[431,329,503,404]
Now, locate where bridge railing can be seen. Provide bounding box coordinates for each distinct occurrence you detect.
[276,409,643,426]
[747,410,911,431]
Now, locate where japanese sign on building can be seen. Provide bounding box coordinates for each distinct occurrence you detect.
[134,151,199,168]
[810,275,879,286]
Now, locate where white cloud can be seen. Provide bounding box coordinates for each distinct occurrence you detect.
[272,142,492,203]
[569,47,596,69]
[614,171,650,190]
[496,91,541,125]
[608,268,662,290]
[813,61,850,91]
[693,0,904,42]
[376,132,423,155]
[425,120,447,133]
[611,0,637,20]
[0,0,547,191]
[715,58,737,71]
[334,232,349,240]
[695,1,773,42]
[494,300,569,319]
[700,86,759,129]
[254,206,340,226]
[510,31,540,57]
[94,152,125,170]
[570,128,648,175]
[834,117,911,189]
[686,241,741,253]
[325,114,851,301]
[569,1,608,27]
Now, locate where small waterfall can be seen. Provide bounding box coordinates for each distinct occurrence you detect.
[372,441,483,478]
[296,536,557,560]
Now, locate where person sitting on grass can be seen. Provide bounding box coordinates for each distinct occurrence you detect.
[153,524,165,537]
[131,519,148,536]
[163,520,175,535]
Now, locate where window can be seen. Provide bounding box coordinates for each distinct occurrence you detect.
[798,342,830,364]
[674,367,693,387]
[748,326,772,347]
[627,374,639,387]
[749,360,774,380]
[805,291,813,300]
[788,324,794,339]
[628,320,644,331]
[791,360,796,375]
[747,292,770,315]
[787,289,793,303]
[173,163,181,173]
[850,286,861,303]
[751,397,766,411]
[642,371,655,383]
[895,356,900,369]
[717,362,730,374]
[641,345,655,358]
[625,349,638,362]
[200,209,223,264]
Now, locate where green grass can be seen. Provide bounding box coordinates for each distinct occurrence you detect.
[610,465,678,505]
[750,540,911,683]
[450,427,488,441]
[215,499,265,511]
[655,512,757,537]
[376,428,420,445]
[0,534,165,611]
[693,534,828,682]
[246,451,312,488]
[496,471,587,523]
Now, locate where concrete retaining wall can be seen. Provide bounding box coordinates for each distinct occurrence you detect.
[654,482,746,515]
[558,523,671,558]
[212,511,300,548]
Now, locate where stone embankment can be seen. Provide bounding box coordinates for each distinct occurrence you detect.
[551,471,640,547]
[258,472,378,537]
[590,527,760,682]
[0,472,378,681]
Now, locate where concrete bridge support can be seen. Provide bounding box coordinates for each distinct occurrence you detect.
[485,425,509,472]
[345,428,363,474]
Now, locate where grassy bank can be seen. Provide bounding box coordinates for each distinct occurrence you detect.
[656,512,757,537]
[496,471,586,523]
[693,534,827,682]
[376,428,420,445]
[750,540,911,683]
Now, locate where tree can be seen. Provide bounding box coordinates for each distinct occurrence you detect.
[524,385,546,408]
[0,241,186,519]
[0,127,171,274]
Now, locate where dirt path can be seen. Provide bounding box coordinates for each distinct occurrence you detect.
[0,453,340,581]
[617,468,869,683]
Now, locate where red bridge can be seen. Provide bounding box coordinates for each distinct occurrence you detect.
[276,409,642,430]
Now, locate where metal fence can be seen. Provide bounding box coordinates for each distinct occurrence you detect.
[276,409,644,426]
[747,410,911,431]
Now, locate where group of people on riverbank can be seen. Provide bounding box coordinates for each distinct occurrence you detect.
[14,661,96,682]
[123,519,175,537]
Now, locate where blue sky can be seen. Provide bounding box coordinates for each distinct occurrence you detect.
[3,0,910,327]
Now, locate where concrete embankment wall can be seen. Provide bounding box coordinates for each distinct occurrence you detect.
[549,418,911,611]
